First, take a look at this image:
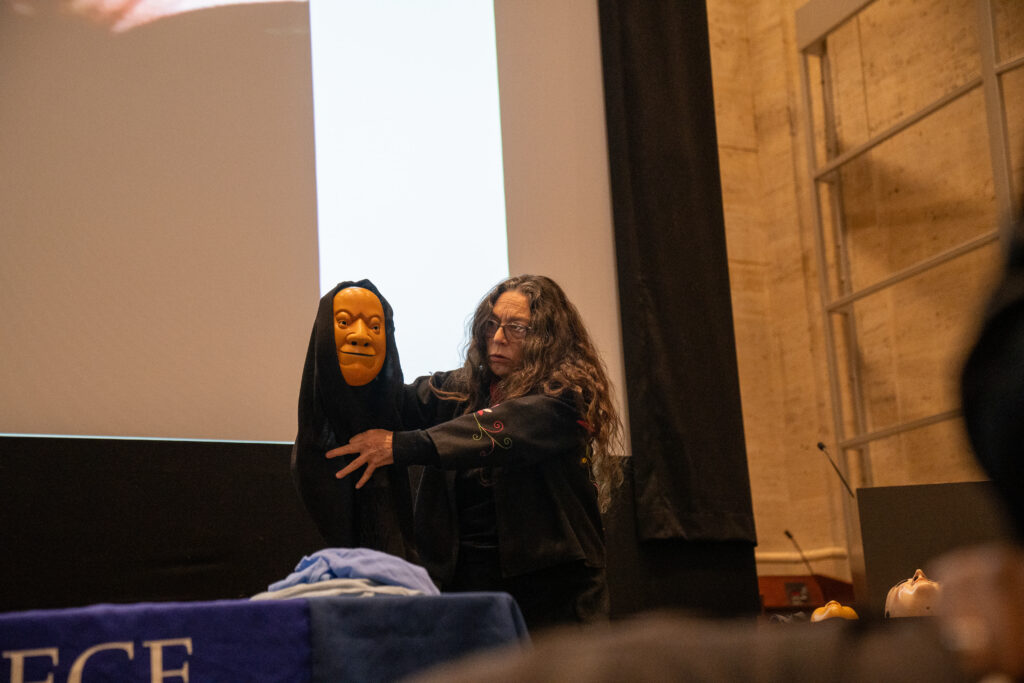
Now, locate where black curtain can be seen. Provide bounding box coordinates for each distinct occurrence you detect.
[0,436,324,611]
[598,0,756,544]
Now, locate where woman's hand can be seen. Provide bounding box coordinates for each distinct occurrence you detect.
[326,429,394,489]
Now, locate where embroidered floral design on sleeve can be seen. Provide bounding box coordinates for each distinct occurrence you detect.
[471,408,513,456]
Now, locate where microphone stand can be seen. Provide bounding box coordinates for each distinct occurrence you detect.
[817,441,855,498]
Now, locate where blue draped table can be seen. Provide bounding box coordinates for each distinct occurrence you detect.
[0,593,528,682]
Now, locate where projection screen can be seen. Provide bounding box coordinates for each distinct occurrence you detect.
[0,0,626,447]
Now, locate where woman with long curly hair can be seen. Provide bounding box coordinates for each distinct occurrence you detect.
[330,275,623,630]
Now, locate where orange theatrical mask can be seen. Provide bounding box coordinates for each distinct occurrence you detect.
[333,287,386,386]
[811,600,859,622]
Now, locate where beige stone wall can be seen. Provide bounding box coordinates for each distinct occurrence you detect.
[707,0,1023,585]
[708,0,848,580]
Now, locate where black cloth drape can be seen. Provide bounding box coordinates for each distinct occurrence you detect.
[598,0,756,542]
[290,280,418,560]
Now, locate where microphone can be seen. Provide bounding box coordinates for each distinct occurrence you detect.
[817,441,855,498]
[785,529,827,606]
[784,529,817,578]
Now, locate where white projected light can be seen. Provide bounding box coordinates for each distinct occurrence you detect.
[310,1,509,380]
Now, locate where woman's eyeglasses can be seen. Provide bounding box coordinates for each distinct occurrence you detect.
[482,319,531,342]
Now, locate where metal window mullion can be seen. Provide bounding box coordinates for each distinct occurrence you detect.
[819,47,873,486]
[838,409,962,450]
[813,77,982,181]
[996,53,1024,75]
[796,0,876,53]
[820,52,852,300]
[801,50,854,486]
[800,49,867,602]
[825,230,1000,311]
[976,0,1017,233]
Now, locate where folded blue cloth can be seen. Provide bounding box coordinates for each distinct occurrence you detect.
[269,548,439,596]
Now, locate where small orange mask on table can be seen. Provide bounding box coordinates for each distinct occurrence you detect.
[333,287,386,386]
[811,600,859,622]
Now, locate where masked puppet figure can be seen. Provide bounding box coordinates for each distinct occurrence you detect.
[291,280,417,561]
